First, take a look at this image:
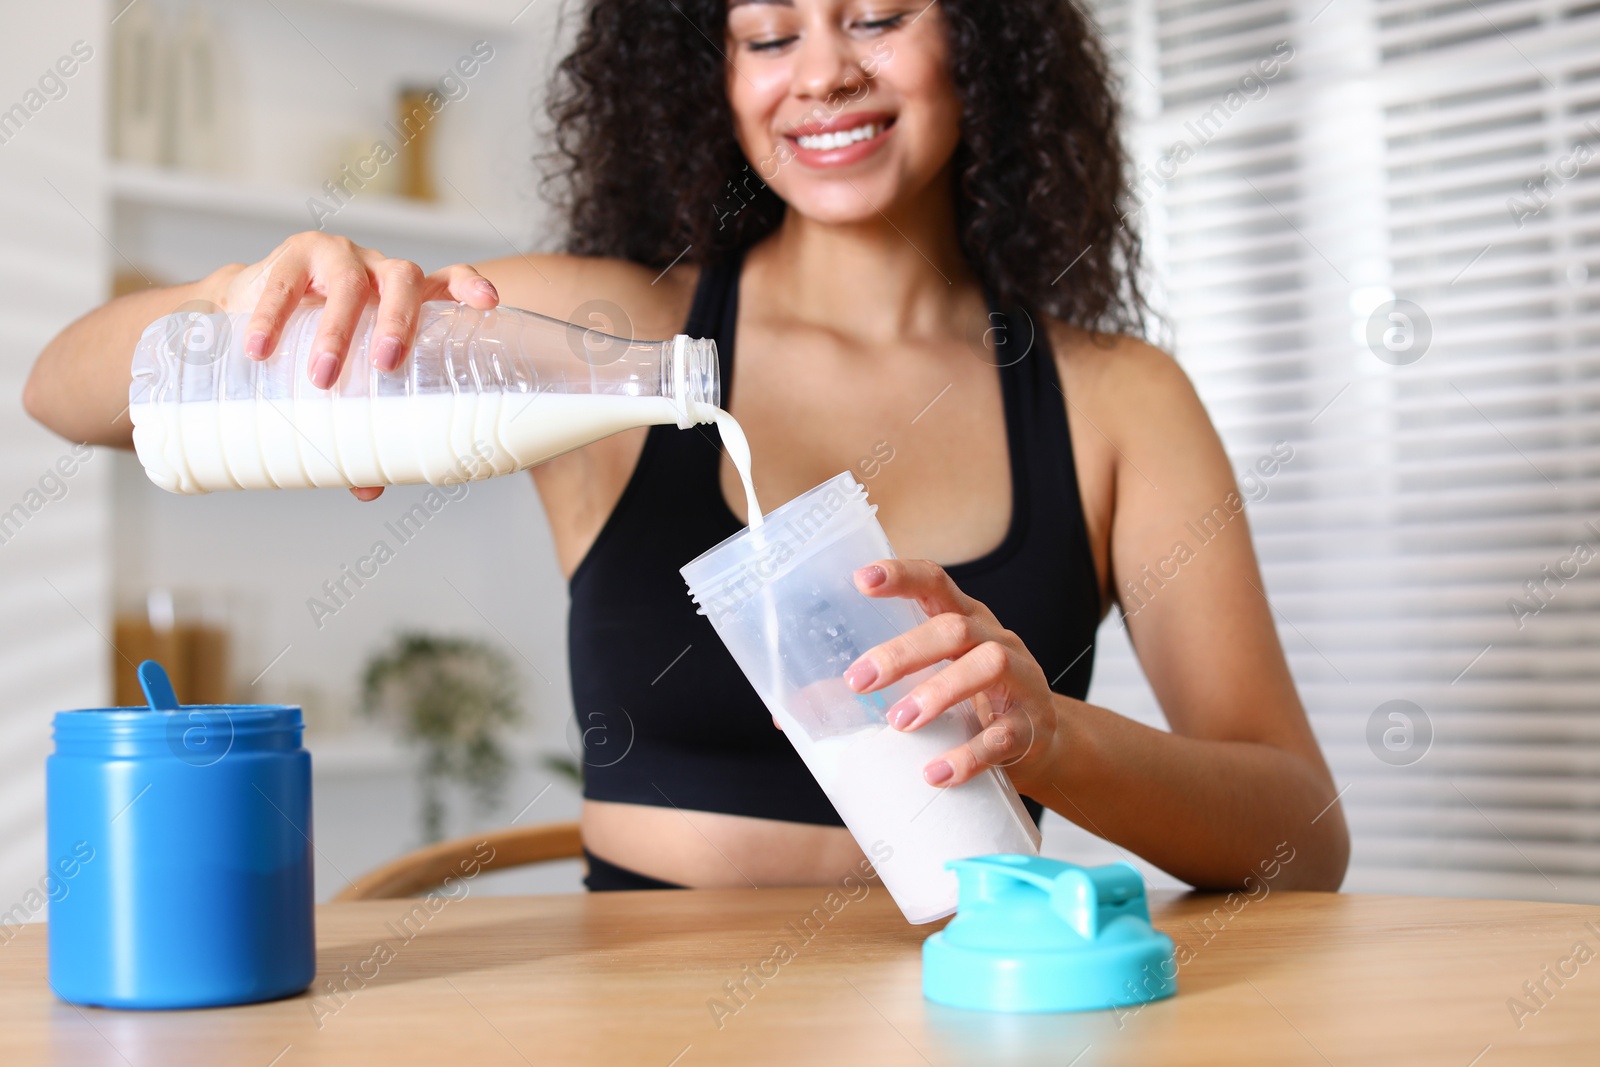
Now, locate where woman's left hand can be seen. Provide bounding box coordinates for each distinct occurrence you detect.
[842,559,1062,792]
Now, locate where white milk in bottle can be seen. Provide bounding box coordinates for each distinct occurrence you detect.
[129,302,724,494]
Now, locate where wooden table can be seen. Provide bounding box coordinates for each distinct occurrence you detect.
[3,887,1598,1065]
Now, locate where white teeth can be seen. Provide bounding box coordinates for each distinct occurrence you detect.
[795,122,884,151]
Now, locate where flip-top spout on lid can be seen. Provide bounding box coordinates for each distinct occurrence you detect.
[922,855,1178,1013]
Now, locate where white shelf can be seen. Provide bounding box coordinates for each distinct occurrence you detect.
[317,0,543,34]
[108,162,505,247]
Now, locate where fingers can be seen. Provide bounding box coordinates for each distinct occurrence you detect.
[306,240,374,389]
[853,558,975,620]
[844,610,989,697]
[883,639,1014,733]
[925,710,1039,787]
[238,234,487,390]
[349,486,385,502]
[243,251,311,361]
[370,258,426,372]
[425,263,499,309]
[842,557,1055,789]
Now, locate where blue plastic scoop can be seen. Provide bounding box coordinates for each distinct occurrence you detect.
[136,660,181,711]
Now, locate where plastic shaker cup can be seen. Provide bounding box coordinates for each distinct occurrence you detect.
[682,473,1041,923]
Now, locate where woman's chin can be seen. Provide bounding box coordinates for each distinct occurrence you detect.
[780,181,909,228]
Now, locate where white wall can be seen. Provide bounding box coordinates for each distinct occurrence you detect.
[0,0,112,918]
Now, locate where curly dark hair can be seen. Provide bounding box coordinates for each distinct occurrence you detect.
[545,0,1146,334]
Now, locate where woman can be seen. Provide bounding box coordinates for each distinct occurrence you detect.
[25,0,1348,892]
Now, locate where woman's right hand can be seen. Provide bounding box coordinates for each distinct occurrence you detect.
[222,232,500,500]
[224,231,500,389]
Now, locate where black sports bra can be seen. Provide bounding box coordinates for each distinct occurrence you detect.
[566,251,1101,825]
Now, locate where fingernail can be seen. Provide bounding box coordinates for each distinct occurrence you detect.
[844,660,878,692]
[374,336,403,371]
[888,698,918,730]
[475,279,498,301]
[245,332,268,359]
[924,760,953,786]
[310,352,339,389]
[856,565,886,589]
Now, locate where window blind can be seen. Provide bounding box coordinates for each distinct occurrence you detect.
[1078,0,1600,901]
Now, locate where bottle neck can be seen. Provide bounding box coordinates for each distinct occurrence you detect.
[665,335,721,428]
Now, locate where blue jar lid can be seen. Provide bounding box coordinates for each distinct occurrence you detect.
[51,705,304,762]
[922,855,1177,1013]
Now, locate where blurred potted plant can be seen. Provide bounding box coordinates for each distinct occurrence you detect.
[360,632,523,843]
[539,751,582,788]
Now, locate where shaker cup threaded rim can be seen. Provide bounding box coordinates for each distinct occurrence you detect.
[680,472,878,624]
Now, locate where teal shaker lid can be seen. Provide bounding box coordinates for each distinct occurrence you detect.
[922,855,1178,1013]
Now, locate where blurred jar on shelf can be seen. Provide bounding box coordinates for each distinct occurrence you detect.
[395,83,440,202]
[111,3,238,176]
[112,587,241,706]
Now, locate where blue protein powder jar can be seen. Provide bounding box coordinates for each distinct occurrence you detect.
[46,698,315,1009]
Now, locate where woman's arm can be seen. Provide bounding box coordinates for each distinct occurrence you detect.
[1053,338,1348,890]
[24,264,244,447]
[843,337,1349,892]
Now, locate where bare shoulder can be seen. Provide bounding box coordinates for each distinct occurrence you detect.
[1045,319,1218,458]
[470,253,701,339]
[1043,316,1236,594]
[1047,320,1196,412]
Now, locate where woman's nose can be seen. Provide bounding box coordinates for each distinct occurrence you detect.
[790,27,864,103]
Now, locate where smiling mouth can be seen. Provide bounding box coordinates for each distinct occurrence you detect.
[788,117,897,152]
